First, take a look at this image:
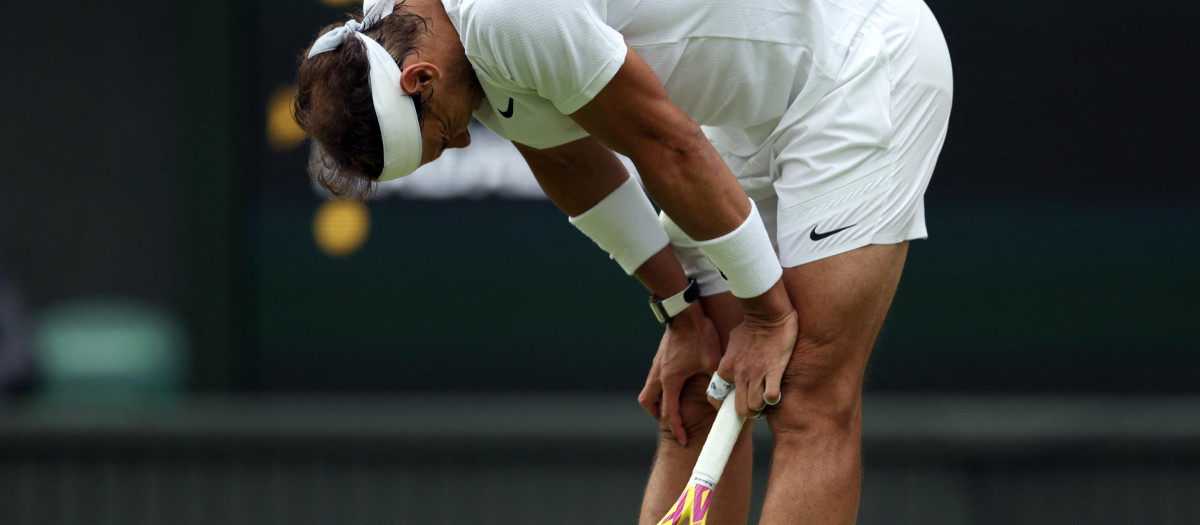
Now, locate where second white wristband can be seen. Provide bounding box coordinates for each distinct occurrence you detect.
[694,199,782,298]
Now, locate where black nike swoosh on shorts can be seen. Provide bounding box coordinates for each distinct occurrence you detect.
[498,98,514,118]
[809,224,855,241]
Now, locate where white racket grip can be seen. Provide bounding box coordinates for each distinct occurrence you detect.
[688,397,745,489]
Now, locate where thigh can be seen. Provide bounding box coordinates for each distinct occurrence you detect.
[768,242,908,427]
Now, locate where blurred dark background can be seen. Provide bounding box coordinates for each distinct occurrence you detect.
[0,0,1197,523]
[2,0,1195,394]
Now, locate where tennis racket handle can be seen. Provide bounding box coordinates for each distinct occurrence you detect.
[689,396,746,489]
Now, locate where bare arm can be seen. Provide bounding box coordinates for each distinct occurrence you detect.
[515,138,691,299]
[518,45,797,416]
[563,45,798,416]
[565,52,746,240]
[566,46,792,319]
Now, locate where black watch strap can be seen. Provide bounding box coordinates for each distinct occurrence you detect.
[649,278,701,325]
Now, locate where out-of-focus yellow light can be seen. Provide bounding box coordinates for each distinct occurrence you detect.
[314,199,371,258]
[267,85,307,151]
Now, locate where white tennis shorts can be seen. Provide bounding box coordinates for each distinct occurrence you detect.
[664,0,953,296]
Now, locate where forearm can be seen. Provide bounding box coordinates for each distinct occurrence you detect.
[633,124,751,242]
[654,156,791,320]
[518,138,682,283]
[633,246,693,299]
[632,125,791,317]
[642,146,781,311]
[516,140,629,216]
[626,137,792,319]
[566,48,791,317]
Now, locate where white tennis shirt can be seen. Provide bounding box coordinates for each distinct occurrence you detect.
[442,0,878,158]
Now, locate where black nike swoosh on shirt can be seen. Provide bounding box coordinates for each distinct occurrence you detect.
[498,98,514,118]
[809,224,855,241]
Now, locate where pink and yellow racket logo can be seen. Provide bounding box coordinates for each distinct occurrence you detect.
[656,483,713,525]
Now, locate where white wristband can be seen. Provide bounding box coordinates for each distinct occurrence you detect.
[568,177,670,275]
[694,199,782,298]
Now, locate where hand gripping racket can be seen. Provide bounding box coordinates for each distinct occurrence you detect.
[656,395,746,525]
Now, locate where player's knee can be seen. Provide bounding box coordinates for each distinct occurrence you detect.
[767,386,860,438]
[769,337,864,436]
[657,375,719,443]
[782,333,857,391]
[656,408,717,445]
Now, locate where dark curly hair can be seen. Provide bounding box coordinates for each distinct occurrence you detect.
[294,5,430,200]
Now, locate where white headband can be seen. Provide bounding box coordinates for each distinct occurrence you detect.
[308,0,422,181]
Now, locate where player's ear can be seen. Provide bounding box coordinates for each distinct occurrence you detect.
[399,62,441,95]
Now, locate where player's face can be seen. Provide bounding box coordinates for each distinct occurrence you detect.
[418,77,485,166]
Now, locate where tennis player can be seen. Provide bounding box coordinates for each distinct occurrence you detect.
[294,0,952,523]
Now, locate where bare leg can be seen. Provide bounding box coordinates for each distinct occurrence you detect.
[758,242,909,525]
[640,294,753,525]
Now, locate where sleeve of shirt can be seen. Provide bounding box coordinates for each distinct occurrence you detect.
[464,0,628,115]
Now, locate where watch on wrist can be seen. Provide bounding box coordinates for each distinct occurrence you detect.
[649,278,701,325]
